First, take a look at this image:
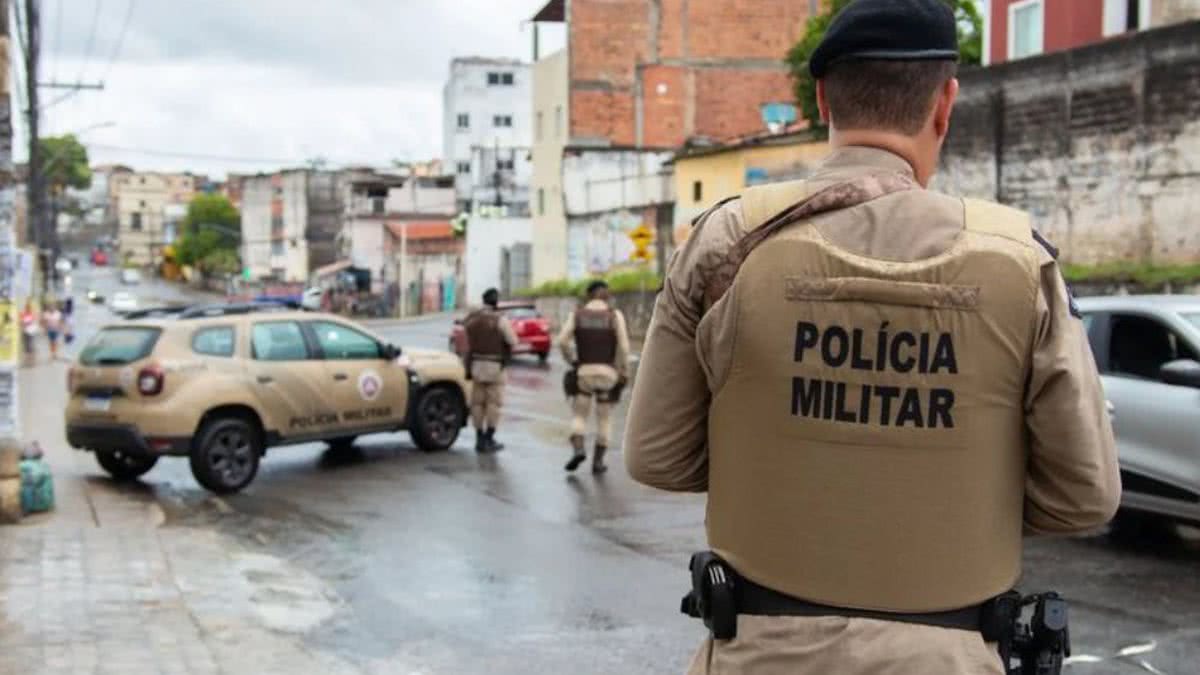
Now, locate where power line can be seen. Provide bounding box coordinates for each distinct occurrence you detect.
[101,0,136,81]
[79,0,104,80]
[86,143,305,165]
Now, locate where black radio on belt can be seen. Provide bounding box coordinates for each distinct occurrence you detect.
[680,552,738,640]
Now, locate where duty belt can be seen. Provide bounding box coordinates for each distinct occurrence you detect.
[680,551,1070,675]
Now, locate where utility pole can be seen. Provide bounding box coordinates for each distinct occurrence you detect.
[24,0,41,252]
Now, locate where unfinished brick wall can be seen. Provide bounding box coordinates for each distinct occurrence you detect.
[935,21,1200,264]
[569,0,807,148]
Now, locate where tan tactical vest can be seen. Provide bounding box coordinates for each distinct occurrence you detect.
[705,179,1041,613]
[464,309,505,360]
[575,307,617,365]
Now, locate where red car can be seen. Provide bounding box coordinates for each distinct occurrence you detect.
[450,301,552,364]
[90,248,109,266]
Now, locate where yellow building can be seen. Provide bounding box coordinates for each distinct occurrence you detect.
[671,126,827,243]
[112,172,196,266]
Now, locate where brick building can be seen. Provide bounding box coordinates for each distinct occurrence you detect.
[528,0,809,282]
[985,0,1200,65]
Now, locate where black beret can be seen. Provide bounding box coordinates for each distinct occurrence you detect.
[809,0,959,79]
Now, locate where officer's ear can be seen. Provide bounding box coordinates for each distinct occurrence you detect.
[816,79,831,125]
[932,77,959,140]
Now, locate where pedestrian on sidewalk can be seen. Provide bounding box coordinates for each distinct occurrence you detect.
[557,280,630,474]
[42,302,64,361]
[20,301,39,363]
[463,288,517,453]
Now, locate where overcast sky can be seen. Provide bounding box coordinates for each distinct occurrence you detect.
[12,0,565,178]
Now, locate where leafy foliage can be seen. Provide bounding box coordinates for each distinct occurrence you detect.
[39,134,92,191]
[785,0,984,128]
[181,193,240,237]
[516,268,662,298]
[175,194,241,275]
[1062,262,1200,287]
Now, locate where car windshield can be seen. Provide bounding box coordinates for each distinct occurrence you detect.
[504,307,540,320]
[1185,313,1200,331]
[79,327,161,366]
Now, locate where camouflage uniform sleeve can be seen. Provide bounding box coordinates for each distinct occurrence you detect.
[1023,246,1122,534]
[623,199,745,492]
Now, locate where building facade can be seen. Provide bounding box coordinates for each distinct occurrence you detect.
[113,172,195,266]
[529,0,809,282]
[442,57,533,212]
[985,0,1200,65]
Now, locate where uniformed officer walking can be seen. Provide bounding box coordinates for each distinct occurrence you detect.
[624,1,1121,672]
[557,280,631,474]
[463,288,518,453]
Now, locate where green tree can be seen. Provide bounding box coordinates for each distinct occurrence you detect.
[785,0,984,129]
[175,193,241,273]
[39,134,92,192]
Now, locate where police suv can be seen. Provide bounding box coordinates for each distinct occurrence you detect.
[64,304,470,493]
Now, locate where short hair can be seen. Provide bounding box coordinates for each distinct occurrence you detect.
[482,288,499,306]
[586,280,608,297]
[822,59,958,135]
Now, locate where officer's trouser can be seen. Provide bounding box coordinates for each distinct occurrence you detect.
[571,370,617,445]
[686,615,1003,675]
[469,360,505,429]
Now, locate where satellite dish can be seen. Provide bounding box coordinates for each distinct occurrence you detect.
[761,102,798,134]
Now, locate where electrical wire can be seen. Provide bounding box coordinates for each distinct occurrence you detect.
[79,0,104,78]
[85,143,305,165]
[100,0,136,82]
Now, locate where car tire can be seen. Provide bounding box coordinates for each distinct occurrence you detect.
[189,417,262,494]
[410,386,464,452]
[95,450,158,481]
[537,351,549,365]
[326,436,358,454]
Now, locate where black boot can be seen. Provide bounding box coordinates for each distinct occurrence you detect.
[484,428,505,452]
[564,434,586,472]
[592,444,608,475]
[475,429,487,452]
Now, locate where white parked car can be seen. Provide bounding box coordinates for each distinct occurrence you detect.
[301,286,323,311]
[109,292,138,314]
[120,268,142,285]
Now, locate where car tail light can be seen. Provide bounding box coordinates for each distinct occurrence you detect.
[137,365,165,396]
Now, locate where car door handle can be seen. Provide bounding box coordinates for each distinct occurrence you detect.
[333,373,349,381]
[257,375,274,384]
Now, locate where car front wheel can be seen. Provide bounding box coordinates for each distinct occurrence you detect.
[96,450,158,481]
[410,386,464,452]
[190,418,262,494]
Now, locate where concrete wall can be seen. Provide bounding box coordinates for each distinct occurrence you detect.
[465,216,532,301]
[532,49,571,285]
[442,57,532,206]
[114,172,194,266]
[272,170,308,282]
[240,176,273,279]
[562,149,673,215]
[935,21,1200,264]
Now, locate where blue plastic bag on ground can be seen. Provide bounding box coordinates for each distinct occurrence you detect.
[19,458,54,513]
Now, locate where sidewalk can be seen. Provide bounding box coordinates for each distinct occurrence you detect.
[0,357,365,674]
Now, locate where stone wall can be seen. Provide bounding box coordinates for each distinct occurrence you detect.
[935,21,1200,264]
[534,290,657,345]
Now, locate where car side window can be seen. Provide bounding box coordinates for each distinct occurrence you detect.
[251,322,309,361]
[1107,313,1198,380]
[310,321,382,360]
[192,326,235,357]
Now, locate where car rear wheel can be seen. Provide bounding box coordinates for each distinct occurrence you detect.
[190,418,262,494]
[410,386,464,452]
[537,351,549,365]
[95,450,158,481]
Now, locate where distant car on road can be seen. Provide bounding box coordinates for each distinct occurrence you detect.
[120,268,142,285]
[91,249,109,266]
[54,258,73,275]
[450,301,552,364]
[1076,295,1200,528]
[109,292,138,314]
[64,305,469,493]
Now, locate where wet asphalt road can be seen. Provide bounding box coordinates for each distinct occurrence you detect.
[63,263,1200,674]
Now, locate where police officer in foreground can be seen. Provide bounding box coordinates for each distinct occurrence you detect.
[624,1,1121,672]
[463,288,518,453]
[557,280,631,474]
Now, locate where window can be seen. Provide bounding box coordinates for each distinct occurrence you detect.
[493,115,513,128]
[457,113,469,130]
[1107,314,1199,380]
[487,72,514,86]
[487,72,500,85]
[139,200,146,209]
[536,111,544,142]
[537,188,545,216]
[1008,0,1044,60]
[192,326,235,357]
[1104,0,1150,36]
[1185,313,1200,331]
[555,106,564,138]
[252,322,309,361]
[457,161,471,175]
[692,181,703,203]
[371,197,385,215]
[501,72,514,85]
[130,213,143,231]
[496,159,514,171]
[79,327,161,366]
[310,321,382,360]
